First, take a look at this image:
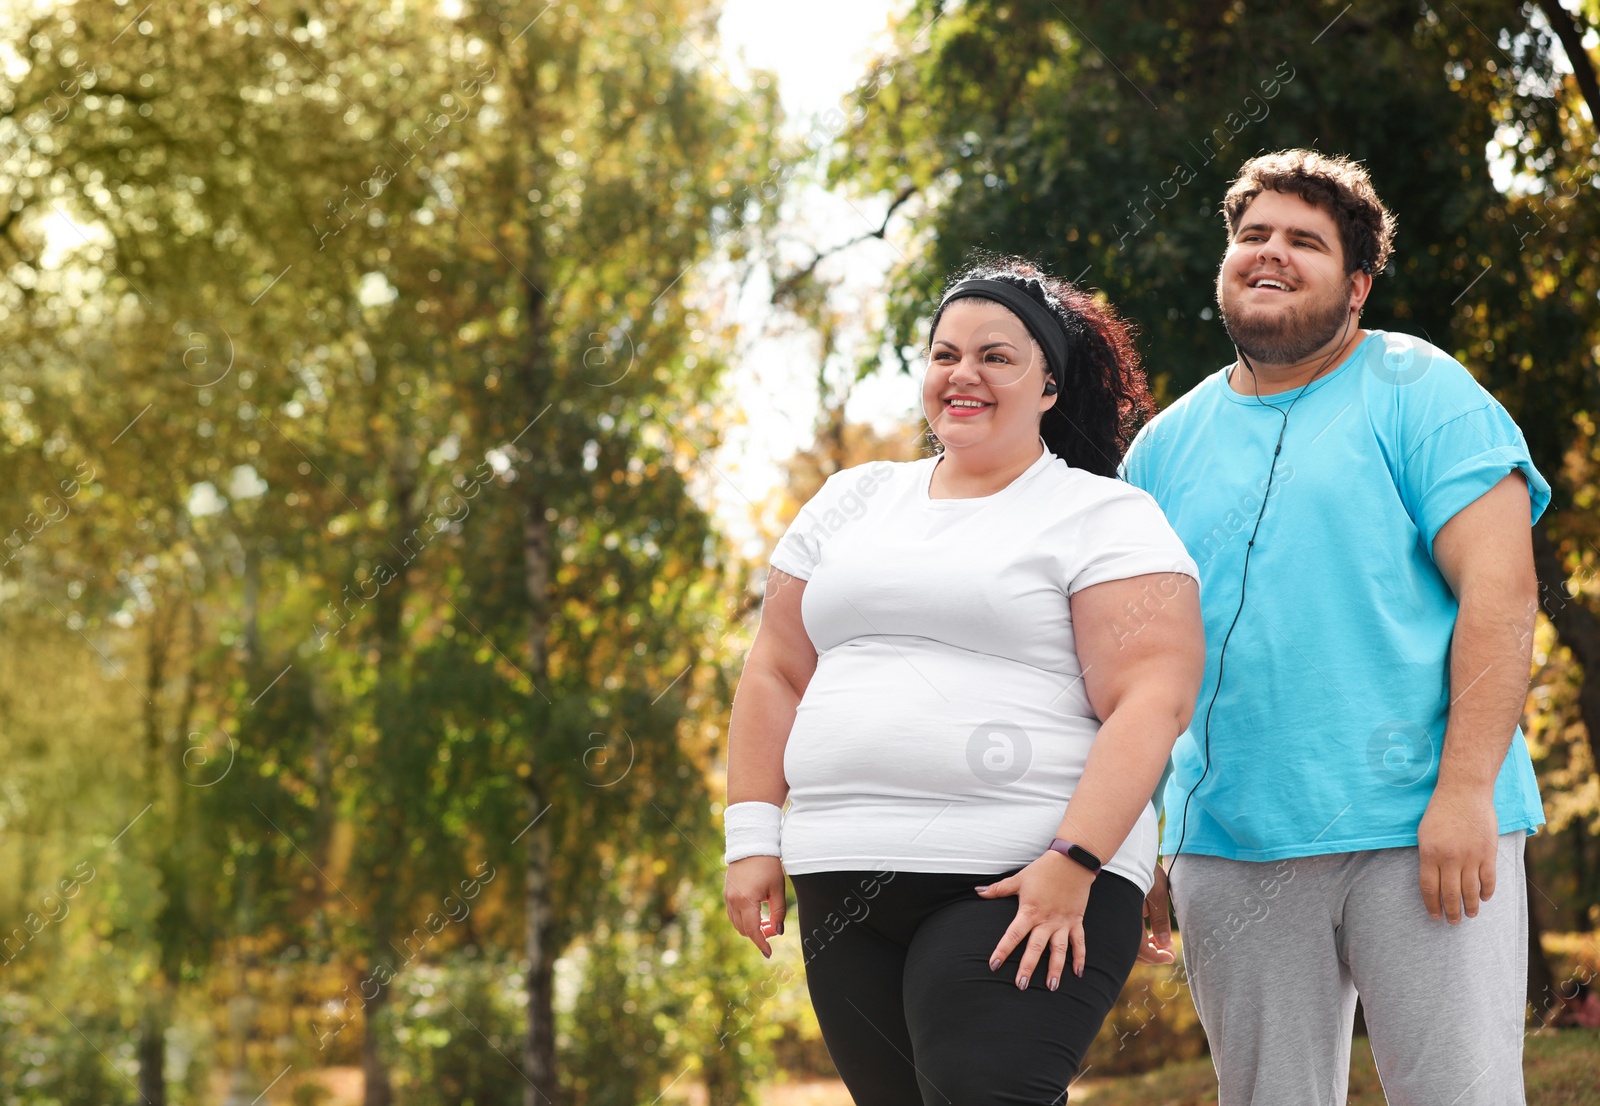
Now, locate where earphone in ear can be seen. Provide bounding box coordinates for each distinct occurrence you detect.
[1043,380,1058,395]
[1351,260,1372,311]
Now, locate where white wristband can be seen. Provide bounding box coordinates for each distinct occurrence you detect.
[723,801,783,864]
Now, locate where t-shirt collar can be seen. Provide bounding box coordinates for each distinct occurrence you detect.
[1217,331,1380,405]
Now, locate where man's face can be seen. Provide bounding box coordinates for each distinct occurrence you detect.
[1216,189,1357,365]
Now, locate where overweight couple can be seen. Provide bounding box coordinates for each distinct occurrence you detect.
[723,149,1547,1106]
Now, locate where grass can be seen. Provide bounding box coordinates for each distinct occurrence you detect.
[1520,1029,1600,1106]
[754,1028,1600,1105]
[1069,1028,1600,1106]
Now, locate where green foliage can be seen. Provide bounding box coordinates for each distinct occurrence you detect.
[381,951,529,1106]
[0,935,210,1106]
[371,879,782,1106]
[0,992,135,1106]
[1083,953,1207,1078]
[0,0,784,1100]
[559,878,776,1106]
[838,0,1597,473]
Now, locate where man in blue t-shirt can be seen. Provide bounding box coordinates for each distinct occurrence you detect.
[1121,150,1548,1105]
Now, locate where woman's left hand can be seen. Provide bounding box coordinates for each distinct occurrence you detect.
[976,850,1096,991]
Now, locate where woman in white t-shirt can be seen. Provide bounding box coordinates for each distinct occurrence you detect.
[723,257,1205,1103]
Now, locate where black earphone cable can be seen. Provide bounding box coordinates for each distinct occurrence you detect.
[1165,308,1356,888]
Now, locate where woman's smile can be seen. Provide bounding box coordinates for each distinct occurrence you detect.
[944,396,995,417]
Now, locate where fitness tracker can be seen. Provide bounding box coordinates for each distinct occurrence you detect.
[1048,838,1103,877]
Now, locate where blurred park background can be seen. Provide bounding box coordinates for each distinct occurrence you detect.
[0,0,1598,1103]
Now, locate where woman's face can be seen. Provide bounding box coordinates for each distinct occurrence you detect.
[923,298,1056,457]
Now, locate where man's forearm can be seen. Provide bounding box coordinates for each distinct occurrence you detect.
[1436,585,1537,793]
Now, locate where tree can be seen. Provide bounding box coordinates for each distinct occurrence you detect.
[437,4,780,1099]
[1,1,784,1102]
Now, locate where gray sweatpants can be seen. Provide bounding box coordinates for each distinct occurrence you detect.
[1168,832,1528,1106]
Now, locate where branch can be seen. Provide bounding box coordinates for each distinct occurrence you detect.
[770,184,916,306]
[1534,0,1600,132]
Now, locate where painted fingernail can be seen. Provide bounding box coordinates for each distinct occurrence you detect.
[1074,965,1083,978]
[1017,975,1029,990]
[974,885,989,893]
[989,957,1000,971]
[1048,977,1059,991]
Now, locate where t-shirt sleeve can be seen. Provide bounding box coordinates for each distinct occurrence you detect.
[1399,403,1551,556]
[768,479,835,582]
[1117,422,1154,492]
[1068,488,1200,595]
[768,462,896,580]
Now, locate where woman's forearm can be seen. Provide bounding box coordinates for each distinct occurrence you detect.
[726,664,800,807]
[1053,690,1190,864]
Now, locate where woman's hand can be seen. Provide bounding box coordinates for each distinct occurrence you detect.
[976,850,1095,990]
[725,855,786,958]
[1136,860,1176,964]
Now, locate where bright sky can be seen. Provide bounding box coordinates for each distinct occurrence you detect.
[718,1,903,119]
[710,0,921,554]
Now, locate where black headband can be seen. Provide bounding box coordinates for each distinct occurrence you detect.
[931,278,1069,385]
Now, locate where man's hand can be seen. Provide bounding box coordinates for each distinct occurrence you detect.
[1416,785,1499,924]
[1136,860,1176,964]
[725,855,786,957]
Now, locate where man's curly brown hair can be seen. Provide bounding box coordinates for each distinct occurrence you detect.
[1222,150,1397,277]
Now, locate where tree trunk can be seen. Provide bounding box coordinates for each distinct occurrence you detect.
[510,21,560,1069]
[362,979,394,1106]
[503,11,561,1092]
[1526,837,1558,1027]
[357,468,418,1106]
[136,1007,166,1106]
[1532,0,1600,132]
[523,803,557,1106]
[1531,526,1600,772]
[1527,527,1592,1019]
[521,496,558,1105]
[138,603,175,1106]
[310,675,333,949]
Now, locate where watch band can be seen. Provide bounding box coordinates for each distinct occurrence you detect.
[1048,838,1103,877]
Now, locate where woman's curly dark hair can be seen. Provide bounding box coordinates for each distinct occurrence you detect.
[928,254,1154,478]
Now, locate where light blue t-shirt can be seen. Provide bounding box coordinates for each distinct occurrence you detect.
[1121,331,1549,861]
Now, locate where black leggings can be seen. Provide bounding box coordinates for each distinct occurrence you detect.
[789,866,1144,1106]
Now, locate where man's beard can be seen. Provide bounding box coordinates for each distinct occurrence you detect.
[1217,272,1352,365]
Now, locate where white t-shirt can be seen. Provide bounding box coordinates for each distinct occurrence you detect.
[767,441,1198,894]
